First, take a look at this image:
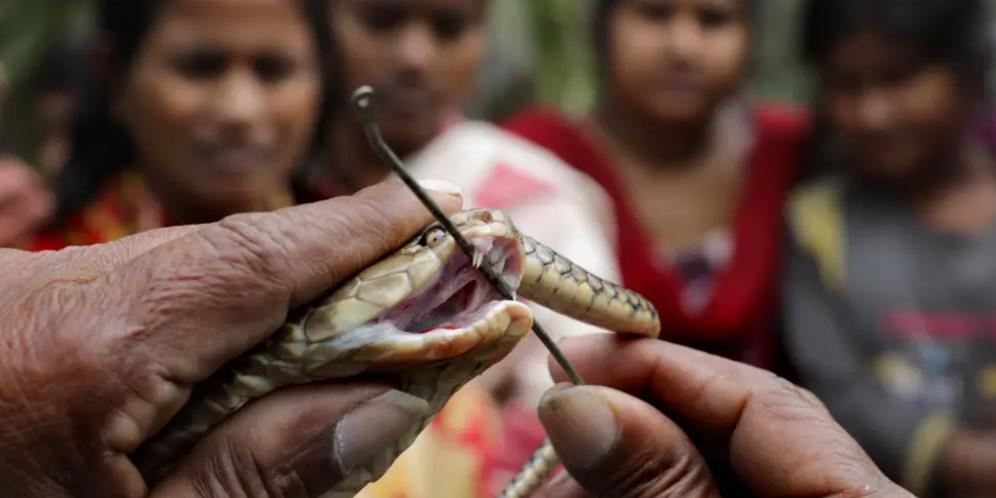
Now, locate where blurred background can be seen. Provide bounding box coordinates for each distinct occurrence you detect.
[0,0,810,160]
[7,2,996,497]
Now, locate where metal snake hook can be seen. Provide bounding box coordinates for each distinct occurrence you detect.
[350,85,585,387]
[351,85,580,498]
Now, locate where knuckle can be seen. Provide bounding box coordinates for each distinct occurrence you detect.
[281,196,417,281]
[104,351,188,451]
[330,196,406,247]
[189,439,293,498]
[791,384,830,411]
[121,214,293,329]
[601,447,713,498]
[51,245,125,283]
[756,377,833,425]
[0,277,120,428]
[774,376,828,411]
[213,213,294,289]
[14,279,103,365]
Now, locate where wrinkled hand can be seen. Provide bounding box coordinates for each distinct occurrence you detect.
[0,181,462,498]
[0,156,53,247]
[538,335,915,498]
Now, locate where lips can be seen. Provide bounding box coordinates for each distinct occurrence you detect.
[653,72,706,95]
[375,85,442,116]
[195,144,273,176]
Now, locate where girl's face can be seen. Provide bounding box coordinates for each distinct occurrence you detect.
[331,0,486,153]
[605,0,749,126]
[114,0,322,217]
[821,31,969,183]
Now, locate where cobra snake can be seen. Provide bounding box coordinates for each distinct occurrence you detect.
[133,208,660,497]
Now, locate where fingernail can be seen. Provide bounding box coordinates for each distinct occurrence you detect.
[538,386,620,468]
[332,390,430,474]
[417,179,463,197]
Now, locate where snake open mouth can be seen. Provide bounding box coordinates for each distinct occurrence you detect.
[386,236,523,334]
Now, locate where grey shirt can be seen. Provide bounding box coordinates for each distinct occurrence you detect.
[784,179,996,495]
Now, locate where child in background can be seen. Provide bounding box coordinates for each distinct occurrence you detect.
[505,0,808,371]
[785,0,996,495]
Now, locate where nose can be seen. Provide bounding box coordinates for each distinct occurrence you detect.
[854,88,894,131]
[212,67,267,135]
[394,23,437,74]
[664,16,704,62]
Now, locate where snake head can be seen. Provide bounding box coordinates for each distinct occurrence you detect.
[279,209,533,376]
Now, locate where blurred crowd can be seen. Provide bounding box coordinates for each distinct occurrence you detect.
[3,0,996,496]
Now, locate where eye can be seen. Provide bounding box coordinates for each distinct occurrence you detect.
[882,60,921,86]
[431,10,473,40]
[254,52,298,84]
[698,5,735,29]
[171,49,227,80]
[419,226,447,246]
[358,4,406,33]
[637,2,672,21]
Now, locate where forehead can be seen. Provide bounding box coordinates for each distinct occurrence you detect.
[339,0,486,14]
[824,31,921,71]
[621,0,744,10]
[148,0,314,50]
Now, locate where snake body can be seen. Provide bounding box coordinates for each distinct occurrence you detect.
[133,208,660,497]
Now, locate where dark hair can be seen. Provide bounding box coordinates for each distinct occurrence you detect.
[53,0,335,222]
[802,0,992,87]
[592,0,760,76]
[798,0,993,182]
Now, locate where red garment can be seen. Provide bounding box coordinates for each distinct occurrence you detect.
[28,173,169,251]
[502,107,808,370]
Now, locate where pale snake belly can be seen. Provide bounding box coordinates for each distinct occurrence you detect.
[133,208,660,497]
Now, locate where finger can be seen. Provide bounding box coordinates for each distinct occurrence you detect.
[548,336,774,443]
[0,158,37,200]
[114,180,462,379]
[0,227,204,306]
[539,384,720,498]
[544,473,594,498]
[33,226,205,282]
[548,336,899,497]
[0,249,39,297]
[25,183,54,220]
[14,187,54,236]
[93,181,460,454]
[0,178,49,245]
[148,384,430,498]
[87,225,206,267]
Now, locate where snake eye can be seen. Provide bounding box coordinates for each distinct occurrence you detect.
[419,226,447,246]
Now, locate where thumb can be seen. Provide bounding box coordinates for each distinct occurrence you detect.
[538,385,720,498]
[149,383,430,497]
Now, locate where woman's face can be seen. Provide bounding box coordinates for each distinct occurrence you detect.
[605,0,749,126]
[114,0,321,217]
[821,32,968,183]
[331,0,486,153]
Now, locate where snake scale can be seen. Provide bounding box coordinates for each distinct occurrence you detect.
[133,208,660,497]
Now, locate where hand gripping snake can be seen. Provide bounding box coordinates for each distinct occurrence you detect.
[131,208,660,497]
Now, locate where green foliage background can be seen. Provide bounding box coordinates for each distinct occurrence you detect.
[467,0,808,120]
[0,0,92,156]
